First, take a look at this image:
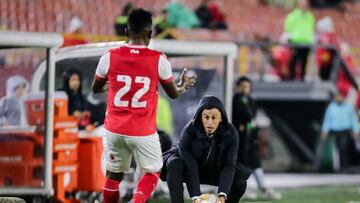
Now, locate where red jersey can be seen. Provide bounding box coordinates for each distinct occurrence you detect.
[95,44,173,136]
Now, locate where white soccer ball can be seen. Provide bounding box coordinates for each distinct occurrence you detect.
[185,69,196,78]
[198,194,217,203]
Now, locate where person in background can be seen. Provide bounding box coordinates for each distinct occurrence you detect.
[0,75,29,126]
[316,16,339,80]
[157,95,175,152]
[321,89,360,171]
[207,0,228,29]
[195,0,213,29]
[154,9,176,39]
[114,2,134,36]
[232,76,281,200]
[161,96,250,203]
[62,69,91,130]
[284,0,315,81]
[157,95,174,136]
[166,0,200,29]
[62,16,87,47]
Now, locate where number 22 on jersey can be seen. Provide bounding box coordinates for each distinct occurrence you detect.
[114,74,150,108]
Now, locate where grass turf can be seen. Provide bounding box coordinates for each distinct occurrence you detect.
[147,185,360,203]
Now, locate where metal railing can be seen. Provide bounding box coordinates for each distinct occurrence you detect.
[236,41,358,89]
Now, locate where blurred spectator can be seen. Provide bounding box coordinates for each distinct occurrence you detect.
[320,89,360,171]
[156,95,174,136]
[0,75,29,126]
[63,16,87,47]
[61,69,92,130]
[316,16,358,96]
[166,0,200,29]
[309,0,342,8]
[338,42,358,98]
[316,16,339,80]
[195,0,213,28]
[114,2,134,36]
[284,0,315,81]
[272,46,292,80]
[158,129,173,153]
[154,9,175,39]
[207,0,228,29]
[232,76,281,200]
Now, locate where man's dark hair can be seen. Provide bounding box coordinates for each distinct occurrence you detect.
[127,8,152,35]
[235,76,251,86]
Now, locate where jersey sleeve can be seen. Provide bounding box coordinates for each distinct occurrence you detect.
[158,54,174,85]
[95,52,110,81]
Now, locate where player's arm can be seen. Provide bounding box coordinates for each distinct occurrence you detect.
[92,78,107,93]
[158,54,196,99]
[92,52,110,94]
[161,68,196,99]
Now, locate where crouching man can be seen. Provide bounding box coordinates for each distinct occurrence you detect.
[161,96,251,203]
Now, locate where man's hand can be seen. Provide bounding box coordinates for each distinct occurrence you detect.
[217,196,226,203]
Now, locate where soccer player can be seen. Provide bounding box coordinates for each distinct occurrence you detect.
[92,8,196,203]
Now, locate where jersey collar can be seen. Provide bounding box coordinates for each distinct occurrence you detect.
[125,44,147,49]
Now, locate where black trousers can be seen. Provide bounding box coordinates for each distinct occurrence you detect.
[330,130,357,169]
[238,129,261,169]
[165,156,247,203]
[289,46,310,81]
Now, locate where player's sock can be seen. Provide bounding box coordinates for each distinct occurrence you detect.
[253,168,266,191]
[103,178,120,203]
[133,172,160,203]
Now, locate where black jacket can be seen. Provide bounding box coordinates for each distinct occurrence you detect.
[61,69,90,115]
[232,93,257,130]
[162,96,245,197]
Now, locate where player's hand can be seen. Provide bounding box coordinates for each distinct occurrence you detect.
[217,196,226,203]
[179,68,197,90]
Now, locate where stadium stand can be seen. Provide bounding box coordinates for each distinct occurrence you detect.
[0,0,359,45]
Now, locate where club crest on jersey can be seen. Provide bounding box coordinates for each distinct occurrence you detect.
[130,49,139,54]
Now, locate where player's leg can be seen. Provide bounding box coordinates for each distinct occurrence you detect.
[130,133,163,203]
[103,132,132,203]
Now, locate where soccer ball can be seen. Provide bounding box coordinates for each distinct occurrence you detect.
[197,194,217,203]
[185,69,196,78]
